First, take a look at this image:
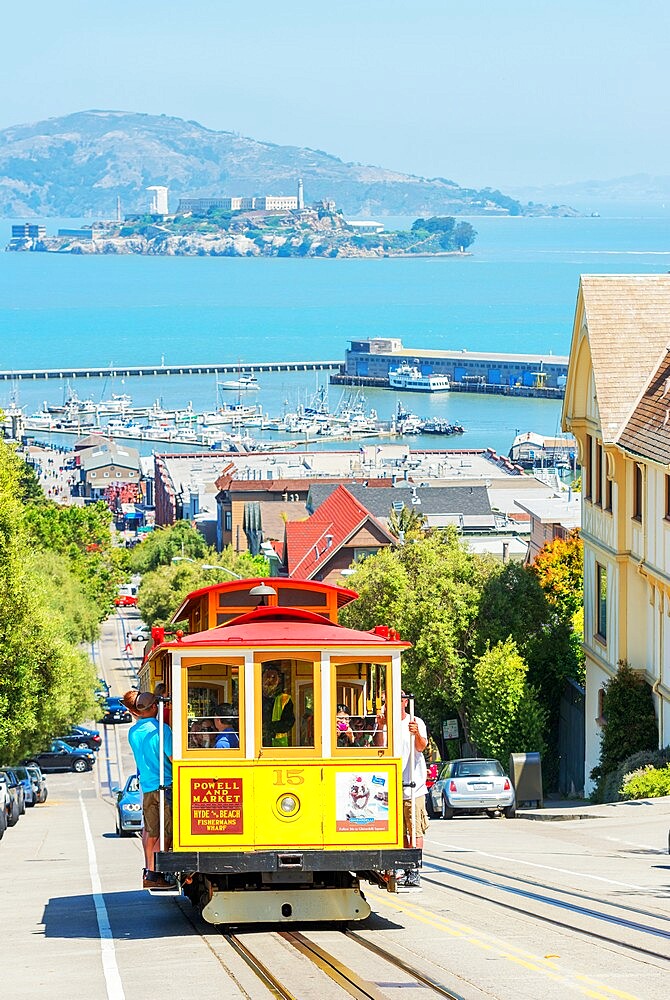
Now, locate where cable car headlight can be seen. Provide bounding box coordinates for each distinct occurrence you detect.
[277,794,300,817]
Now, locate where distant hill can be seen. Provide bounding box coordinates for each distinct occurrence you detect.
[508,173,670,207]
[0,110,577,218]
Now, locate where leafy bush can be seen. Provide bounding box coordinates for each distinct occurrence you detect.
[621,764,670,800]
[591,661,658,800]
[598,747,670,803]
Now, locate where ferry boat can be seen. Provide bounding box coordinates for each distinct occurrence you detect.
[388,362,450,392]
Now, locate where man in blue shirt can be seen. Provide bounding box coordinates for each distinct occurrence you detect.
[212,703,240,749]
[122,689,173,890]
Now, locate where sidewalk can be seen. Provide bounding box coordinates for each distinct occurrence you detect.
[518,795,670,823]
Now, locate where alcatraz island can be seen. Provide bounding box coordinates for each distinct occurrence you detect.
[8,180,478,259]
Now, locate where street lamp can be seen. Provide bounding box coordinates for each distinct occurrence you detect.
[171,557,242,580]
[201,564,242,579]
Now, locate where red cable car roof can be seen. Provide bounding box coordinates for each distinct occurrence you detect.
[163,605,410,649]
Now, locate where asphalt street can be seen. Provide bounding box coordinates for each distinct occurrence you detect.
[1,612,668,999]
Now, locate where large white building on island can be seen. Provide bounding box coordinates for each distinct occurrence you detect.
[177,179,305,215]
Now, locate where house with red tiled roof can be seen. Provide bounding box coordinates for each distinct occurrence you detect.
[284,485,396,583]
[215,476,392,555]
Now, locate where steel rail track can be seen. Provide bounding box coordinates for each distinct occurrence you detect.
[423,847,670,928]
[223,933,300,1000]
[344,928,466,999]
[421,860,670,964]
[223,928,466,1000]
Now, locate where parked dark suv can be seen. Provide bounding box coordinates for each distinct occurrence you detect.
[24,740,95,774]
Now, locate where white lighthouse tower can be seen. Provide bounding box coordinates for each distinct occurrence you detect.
[297,178,304,210]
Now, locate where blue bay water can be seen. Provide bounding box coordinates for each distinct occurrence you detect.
[0,214,668,456]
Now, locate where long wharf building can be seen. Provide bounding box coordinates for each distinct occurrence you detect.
[344,339,569,389]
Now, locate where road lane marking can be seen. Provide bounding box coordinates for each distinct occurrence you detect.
[79,791,126,1000]
[604,836,666,855]
[428,843,653,892]
[368,890,644,1000]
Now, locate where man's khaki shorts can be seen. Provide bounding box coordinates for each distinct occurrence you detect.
[403,796,429,839]
[143,789,173,840]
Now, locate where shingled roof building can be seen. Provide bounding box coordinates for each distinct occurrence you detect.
[284,485,396,584]
[562,275,670,791]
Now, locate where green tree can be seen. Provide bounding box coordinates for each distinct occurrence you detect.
[0,442,98,762]
[592,661,659,795]
[341,529,491,738]
[474,561,579,785]
[469,638,546,765]
[453,221,476,250]
[130,521,209,574]
[24,500,125,616]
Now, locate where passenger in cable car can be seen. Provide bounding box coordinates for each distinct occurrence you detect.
[212,703,239,749]
[188,719,215,749]
[261,666,295,746]
[335,704,355,747]
[350,715,375,748]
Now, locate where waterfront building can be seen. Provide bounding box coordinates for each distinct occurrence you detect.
[10,223,46,240]
[78,440,141,499]
[147,185,169,215]
[562,274,670,792]
[344,338,568,388]
[508,431,577,469]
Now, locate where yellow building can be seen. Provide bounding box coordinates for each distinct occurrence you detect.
[562,275,670,791]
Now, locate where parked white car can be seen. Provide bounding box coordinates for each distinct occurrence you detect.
[427,758,516,819]
[128,625,150,642]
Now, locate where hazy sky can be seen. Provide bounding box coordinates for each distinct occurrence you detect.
[2,1,668,189]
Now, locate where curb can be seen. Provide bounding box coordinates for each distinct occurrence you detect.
[517,810,597,822]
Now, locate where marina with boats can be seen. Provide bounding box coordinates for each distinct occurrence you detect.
[6,380,466,452]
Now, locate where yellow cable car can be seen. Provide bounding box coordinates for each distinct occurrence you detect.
[141,578,421,924]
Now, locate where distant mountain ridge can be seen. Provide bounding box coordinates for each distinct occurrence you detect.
[0,110,576,218]
[508,173,670,206]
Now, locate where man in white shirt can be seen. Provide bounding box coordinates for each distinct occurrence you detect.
[399,690,428,889]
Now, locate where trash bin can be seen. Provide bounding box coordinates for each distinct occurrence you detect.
[509,752,543,807]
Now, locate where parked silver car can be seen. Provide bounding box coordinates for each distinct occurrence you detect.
[427,758,516,819]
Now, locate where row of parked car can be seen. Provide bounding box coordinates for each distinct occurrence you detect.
[0,764,49,838]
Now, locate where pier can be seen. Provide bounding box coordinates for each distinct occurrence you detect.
[0,360,341,382]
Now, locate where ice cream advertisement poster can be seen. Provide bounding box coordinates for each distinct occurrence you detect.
[335,771,389,832]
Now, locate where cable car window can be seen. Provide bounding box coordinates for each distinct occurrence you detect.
[260,659,314,748]
[334,661,388,749]
[277,589,327,608]
[186,661,241,750]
